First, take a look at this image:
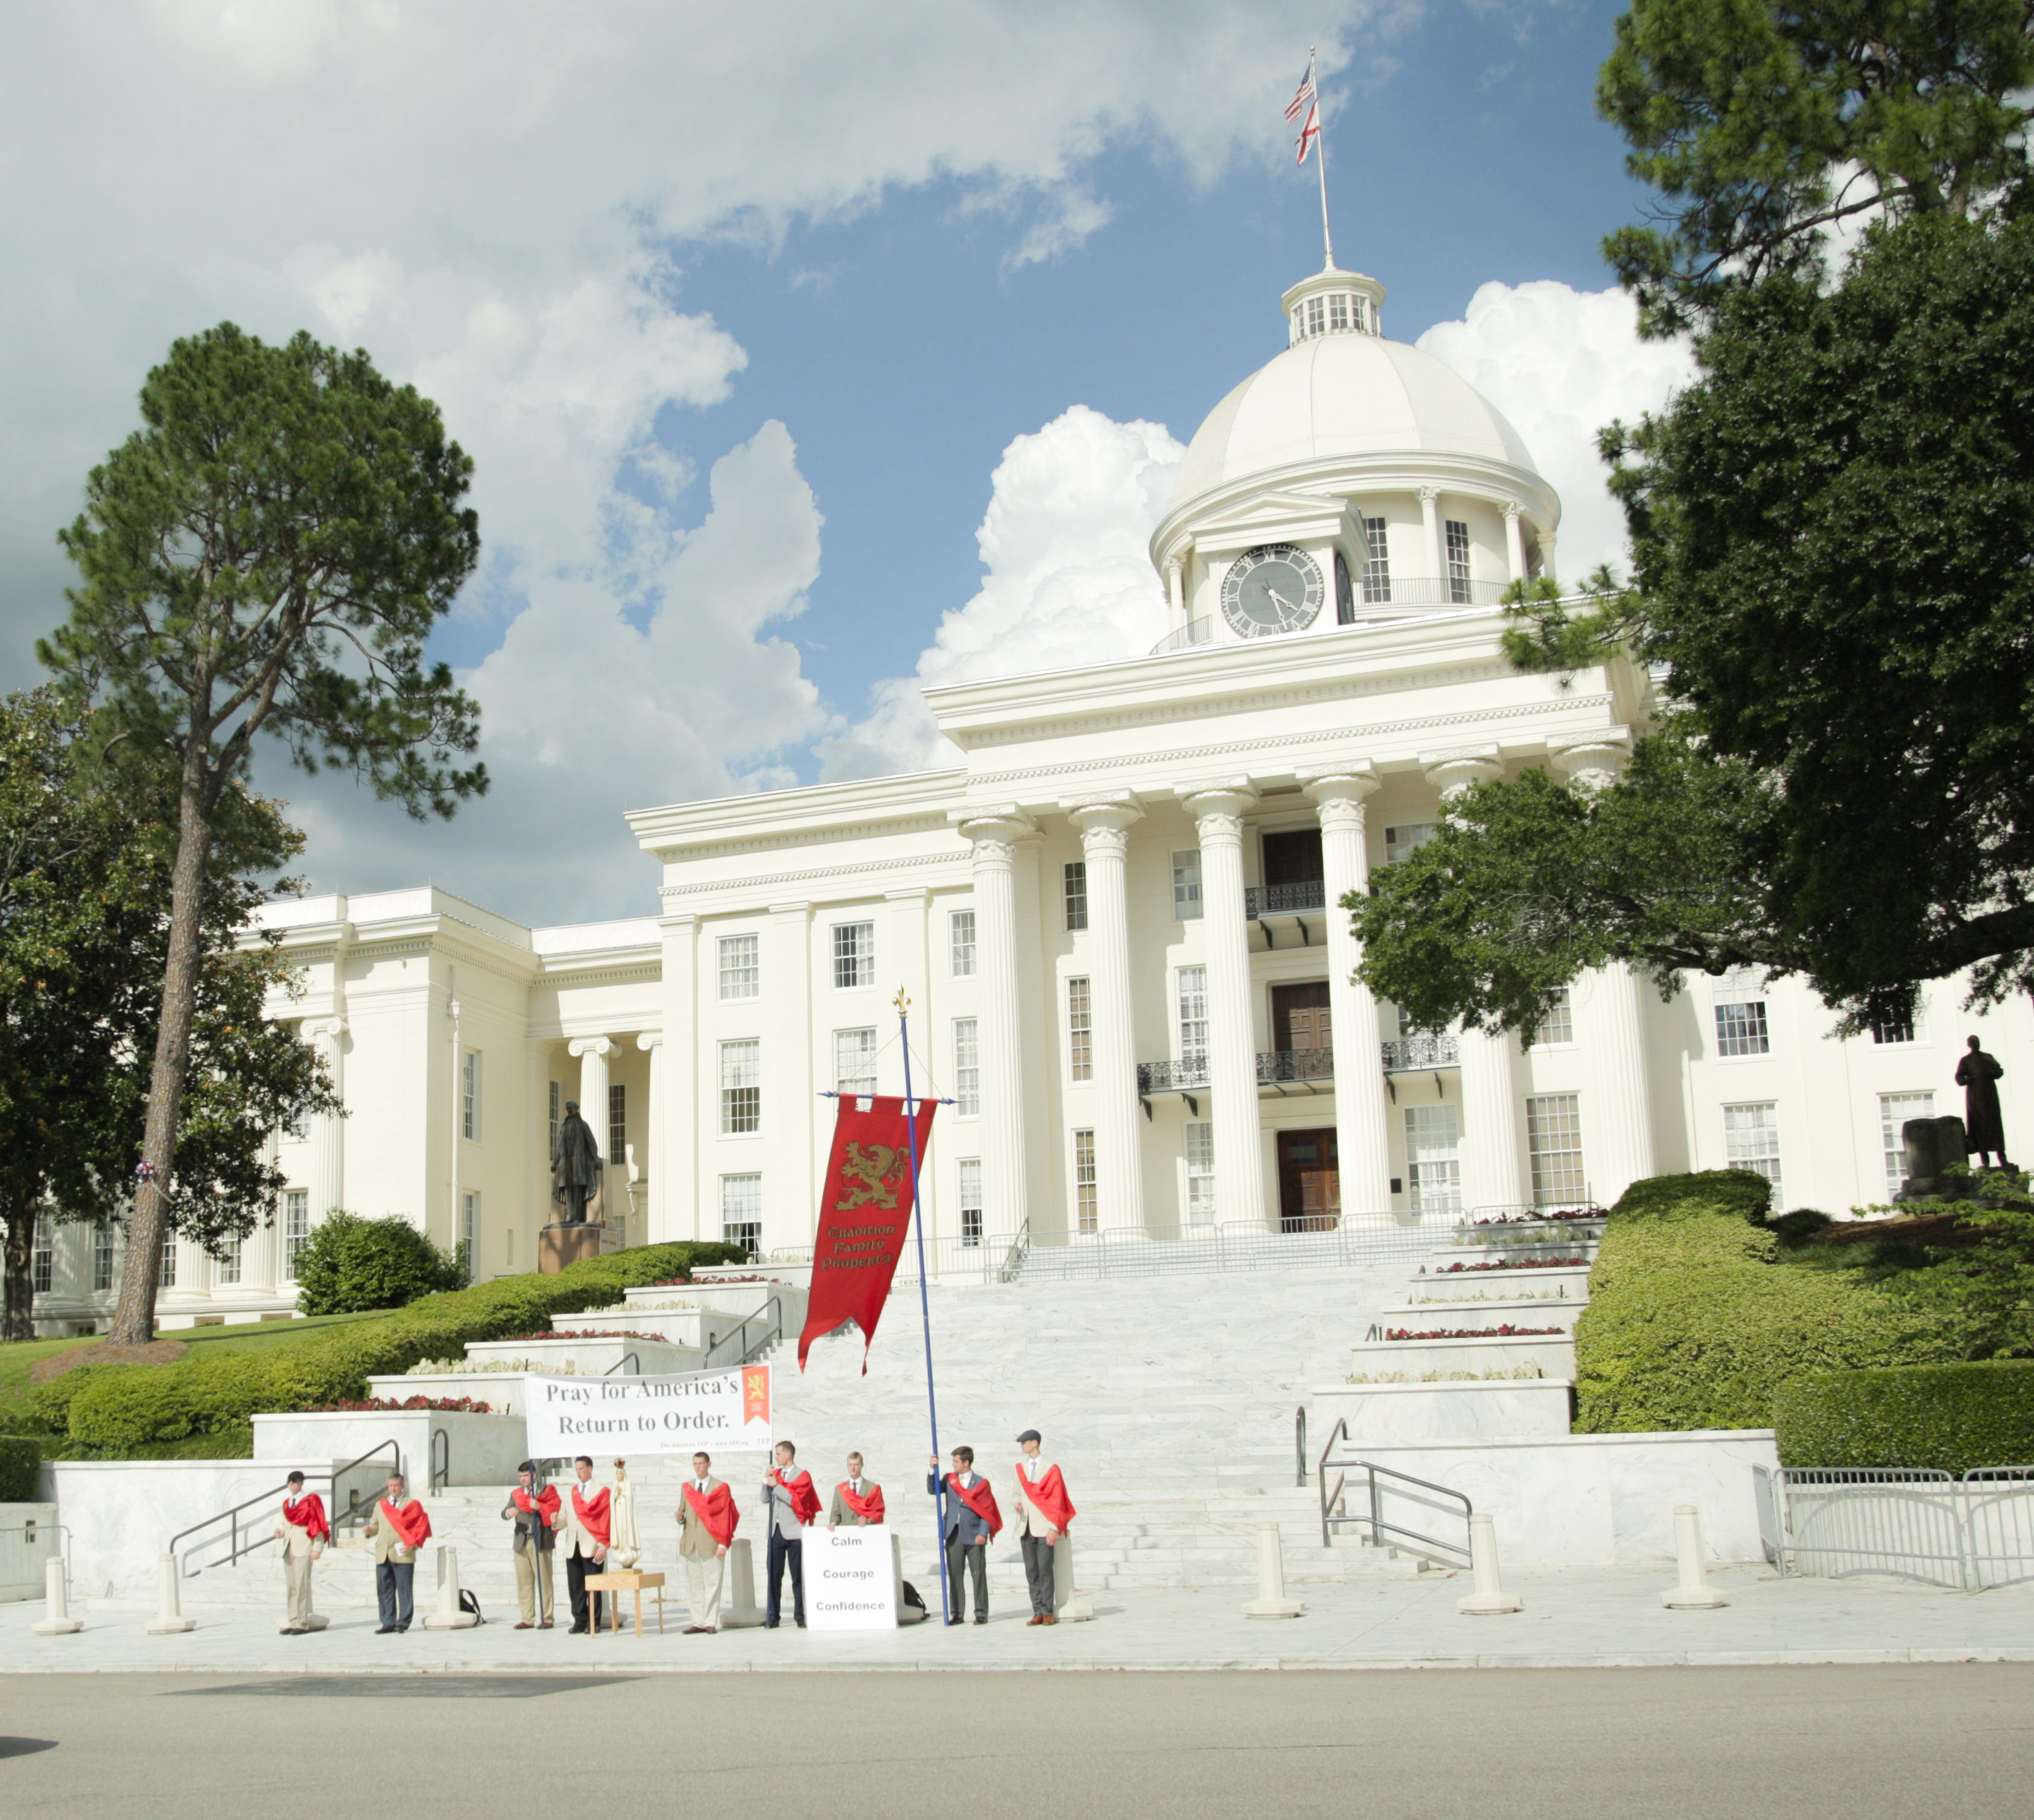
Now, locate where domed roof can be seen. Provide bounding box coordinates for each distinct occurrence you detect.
[1170,331,1540,514]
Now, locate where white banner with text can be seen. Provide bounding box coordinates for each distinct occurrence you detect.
[521,1364,772,1458]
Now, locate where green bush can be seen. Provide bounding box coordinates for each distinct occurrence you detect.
[1574,1171,1954,1433]
[58,1241,742,1452]
[1767,1210,1835,1249]
[0,1435,40,1501]
[1775,1361,2034,1472]
[293,1212,465,1316]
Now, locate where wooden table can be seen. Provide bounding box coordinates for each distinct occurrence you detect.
[583,1570,666,1637]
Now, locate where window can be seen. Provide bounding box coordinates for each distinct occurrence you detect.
[216,1232,242,1287]
[1404,1105,1463,1218]
[720,1174,761,1257]
[1871,1007,1918,1045]
[1724,1102,1784,1204]
[461,1049,481,1142]
[958,1158,984,1247]
[1306,294,1324,336]
[1186,1121,1216,1226]
[1529,987,1574,1048]
[832,921,874,990]
[1445,518,1472,603]
[1172,850,1203,920]
[1063,861,1089,932]
[1176,966,1208,1066]
[158,1230,177,1290]
[1362,515,1391,602]
[1072,1129,1098,1235]
[607,1085,626,1172]
[92,1225,115,1294]
[719,1039,761,1135]
[548,1080,561,1159]
[834,1027,879,1098]
[461,1191,480,1265]
[1066,977,1093,1082]
[949,911,977,978]
[283,1190,310,1280]
[1880,1092,1935,1197]
[953,1018,980,1116]
[1328,291,1351,332]
[718,934,760,1001]
[1335,550,1356,624]
[32,1220,52,1295]
[1526,1093,1586,1206]
[1714,1001,1771,1058]
[1384,822,1435,865]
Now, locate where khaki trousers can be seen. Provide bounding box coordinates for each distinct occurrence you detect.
[683,1553,725,1631]
[514,1545,556,1624]
[285,1549,314,1626]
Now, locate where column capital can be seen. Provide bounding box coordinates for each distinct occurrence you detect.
[636,1030,665,1052]
[302,1016,348,1043]
[1419,484,1441,506]
[1180,777,1257,816]
[1549,730,1632,792]
[1296,759,1381,803]
[953,804,1034,841]
[568,1036,615,1060]
[1064,793,1144,841]
[1503,501,1524,522]
[1420,744,1504,800]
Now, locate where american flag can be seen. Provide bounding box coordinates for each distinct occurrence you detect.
[1286,53,1319,165]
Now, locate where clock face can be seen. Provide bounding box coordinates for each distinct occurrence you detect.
[1220,544,1324,638]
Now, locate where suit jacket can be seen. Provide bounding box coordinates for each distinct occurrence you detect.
[502,1492,559,1554]
[279,1508,323,1561]
[678,1477,731,1561]
[929,1472,994,1544]
[361,1498,428,1565]
[561,1480,609,1561]
[1013,1459,1061,1538]
[828,1480,882,1527]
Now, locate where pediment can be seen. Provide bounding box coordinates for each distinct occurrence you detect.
[1184,489,1362,557]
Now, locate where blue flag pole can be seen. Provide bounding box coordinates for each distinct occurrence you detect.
[894,987,950,1628]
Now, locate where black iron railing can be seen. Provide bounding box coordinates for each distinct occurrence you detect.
[1245,880,1327,917]
[1259,1048,1333,1085]
[1382,1031,1460,1071]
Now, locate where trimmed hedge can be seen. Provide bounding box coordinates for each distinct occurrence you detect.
[49,1241,743,1453]
[0,1435,39,1501]
[1574,1171,1954,1433]
[294,1212,463,1314]
[1774,1361,2034,1472]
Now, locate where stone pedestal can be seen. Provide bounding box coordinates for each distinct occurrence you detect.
[539,1223,614,1274]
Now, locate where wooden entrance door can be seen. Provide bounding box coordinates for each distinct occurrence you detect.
[1277,1128,1340,1230]
[1271,980,1333,1060]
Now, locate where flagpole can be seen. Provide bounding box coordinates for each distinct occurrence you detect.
[1311,45,1334,269]
[894,988,950,1628]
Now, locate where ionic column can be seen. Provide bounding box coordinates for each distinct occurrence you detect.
[1553,735,1653,1203]
[1299,763,1390,1214]
[1184,781,1265,1229]
[303,1017,347,1222]
[958,809,1033,1235]
[1504,504,1527,584]
[1423,752,1524,1211]
[657,913,699,1241]
[1419,486,1443,593]
[638,1031,664,1238]
[569,1038,614,1219]
[1066,796,1146,1231]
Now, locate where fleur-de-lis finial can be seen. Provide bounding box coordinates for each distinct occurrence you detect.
[893,986,911,1018]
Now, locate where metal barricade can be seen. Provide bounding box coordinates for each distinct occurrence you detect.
[1759,1465,2034,1591]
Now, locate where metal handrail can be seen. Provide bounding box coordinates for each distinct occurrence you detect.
[703,1294,784,1370]
[996,1219,1031,1285]
[602,1351,643,1376]
[1259,1047,1334,1086]
[167,1437,401,1575]
[1149,617,1214,655]
[1315,1416,1472,1564]
[429,1427,450,1494]
[1294,1407,1307,1488]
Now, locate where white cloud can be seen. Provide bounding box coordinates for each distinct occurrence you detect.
[1416,281,1697,580]
[819,406,1183,780]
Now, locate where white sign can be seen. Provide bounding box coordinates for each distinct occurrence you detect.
[806,1524,900,1630]
[521,1364,772,1458]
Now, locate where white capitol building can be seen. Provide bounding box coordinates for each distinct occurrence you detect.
[30,262,2028,1331]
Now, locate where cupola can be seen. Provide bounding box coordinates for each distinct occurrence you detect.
[1281,266,1386,344]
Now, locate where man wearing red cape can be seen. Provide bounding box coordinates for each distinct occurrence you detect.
[828,1451,885,1528]
[761,1439,821,1628]
[927,1445,999,1625]
[503,1460,560,1629]
[563,1454,612,1634]
[677,1450,739,1635]
[361,1470,431,1634]
[1013,1429,1077,1626]
[272,1469,328,1637]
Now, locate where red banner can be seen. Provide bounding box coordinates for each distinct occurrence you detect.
[798,1093,937,1372]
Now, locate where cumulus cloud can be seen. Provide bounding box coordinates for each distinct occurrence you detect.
[1416,281,1696,579]
[819,407,1183,780]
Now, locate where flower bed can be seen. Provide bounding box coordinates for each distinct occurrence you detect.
[300,1395,495,1414]
[1347,1364,1550,1384]
[498,1329,669,1344]
[1469,1208,1603,1226]
[649,1274,772,1288]
[1435,1256,1591,1273]
[1381,1325,1565,1341]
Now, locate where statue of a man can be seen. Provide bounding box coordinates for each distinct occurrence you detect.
[1957,1036,2009,1170]
[551,1099,604,1224]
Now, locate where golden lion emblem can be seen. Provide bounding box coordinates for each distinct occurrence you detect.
[837,1142,902,1211]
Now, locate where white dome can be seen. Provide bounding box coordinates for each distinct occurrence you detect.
[1169,332,1540,514]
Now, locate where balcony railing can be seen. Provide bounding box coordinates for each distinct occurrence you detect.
[1138,1055,1210,1095]
[1259,1047,1333,1085]
[1147,579,1521,655]
[1245,880,1327,917]
[1382,1031,1460,1071]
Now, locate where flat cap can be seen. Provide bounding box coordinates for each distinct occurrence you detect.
[1015,1428,1041,1444]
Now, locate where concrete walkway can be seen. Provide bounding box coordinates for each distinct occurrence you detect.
[8,1562,2030,1674]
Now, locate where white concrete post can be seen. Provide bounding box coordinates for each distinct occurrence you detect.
[1457,1513,1522,1615]
[1504,503,1528,584]
[959,810,1034,1236]
[424,1545,480,1628]
[145,1552,195,1634]
[1661,1505,1729,1609]
[1242,1522,1304,1618]
[569,1037,614,1223]
[721,1538,764,1627]
[31,1554,81,1634]
[1067,797,1146,1232]
[1185,783,1266,1229]
[1300,763,1390,1214]
[1054,1537,1095,1622]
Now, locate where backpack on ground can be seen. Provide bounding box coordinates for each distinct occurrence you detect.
[459,1588,485,1625]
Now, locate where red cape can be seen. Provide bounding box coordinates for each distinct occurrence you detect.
[282,1494,329,1542]
[513,1486,561,1526]
[775,1468,822,1526]
[836,1480,886,1523]
[380,1497,431,1550]
[1016,1464,1076,1532]
[571,1485,612,1545]
[944,1473,1002,1539]
[684,1481,739,1548]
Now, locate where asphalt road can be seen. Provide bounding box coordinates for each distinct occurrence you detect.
[4,1666,2029,1818]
